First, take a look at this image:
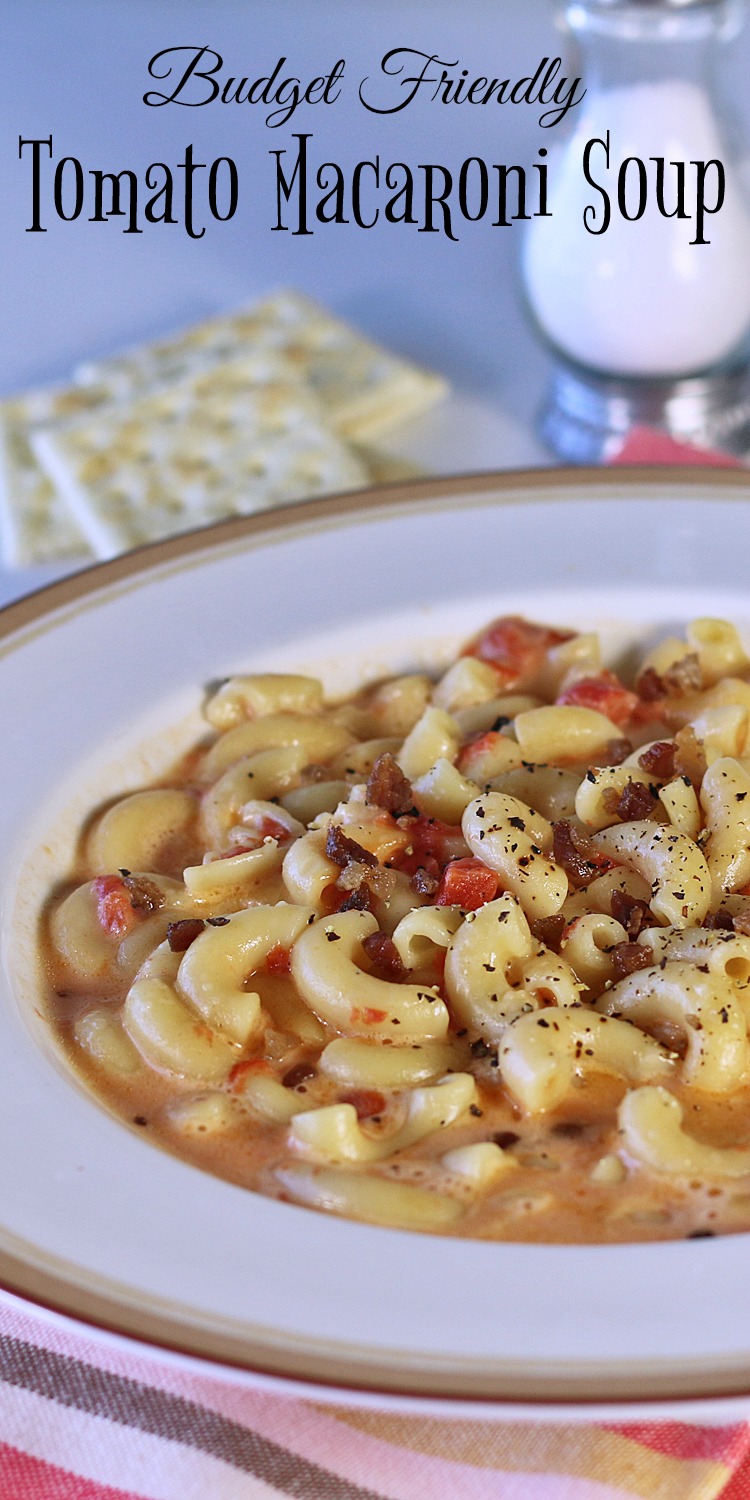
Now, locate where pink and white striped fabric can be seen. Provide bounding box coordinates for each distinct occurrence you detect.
[3,1288,750,1500]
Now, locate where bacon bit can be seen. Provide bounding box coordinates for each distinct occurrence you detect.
[529,913,566,952]
[122,873,165,913]
[340,1089,387,1119]
[610,889,652,939]
[325,824,377,869]
[732,904,750,937]
[663,653,703,697]
[265,943,292,975]
[167,918,205,952]
[557,670,640,728]
[228,1057,274,1090]
[350,1006,388,1025]
[602,779,660,823]
[602,737,633,766]
[337,860,395,900]
[321,881,374,915]
[93,874,138,938]
[365,753,414,815]
[282,1062,316,1089]
[361,931,408,981]
[411,864,440,897]
[610,941,654,978]
[636,666,666,703]
[337,885,375,914]
[674,725,708,789]
[462,615,574,688]
[638,740,677,780]
[434,857,500,911]
[703,907,735,931]
[552,821,614,887]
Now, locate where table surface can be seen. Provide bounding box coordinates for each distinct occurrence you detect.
[3,0,750,613]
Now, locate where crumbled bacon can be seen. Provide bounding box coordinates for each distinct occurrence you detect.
[636,667,665,703]
[529,913,566,952]
[336,885,375,914]
[602,779,660,823]
[638,740,677,780]
[552,821,612,887]
[325,824,377,869]
[167,918,205,952]
[122,873,165,913]
[674,725,707,788]
[602,738,633,766]
[703,907,735,931]
[662,653,702,697]
[324,823,396,905]
[610,889,652,939]
[365,753,414,815]
[339,859,396,900]
[411,865,440,897]
[610,941,654,978]
[732,904,750,937]
[361,931,407,981]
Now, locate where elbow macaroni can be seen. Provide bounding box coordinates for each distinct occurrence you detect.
[44,610,750,1244]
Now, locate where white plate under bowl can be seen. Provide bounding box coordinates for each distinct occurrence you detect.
[3,466,750,1421]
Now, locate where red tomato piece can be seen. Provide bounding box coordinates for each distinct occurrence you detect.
[463,616,574,687]
[556,670,640,728]
[340,1089,387,1119]
[228,1057,274,1091]
[218,817,293,859]
[394,815,463,877]
[350,1006,388,1024]
[434,857,500,910]
[265,943,292,975]
[93,874,137,938]
[456,730,506,772]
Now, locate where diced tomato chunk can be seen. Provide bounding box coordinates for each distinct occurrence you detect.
[463,615,574,687]
[434,857,500,910]
[457,731,507,772]
[340,1089,387,1119]
[257,815,293,842]
[228,1057,274,1091]
[265,943,292,975]
[223,816,293,857]
[556,670,640,728]
[93,874,137,938]
[393,815,463,877]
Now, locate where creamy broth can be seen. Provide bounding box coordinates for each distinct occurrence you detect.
[44,613,750,1241]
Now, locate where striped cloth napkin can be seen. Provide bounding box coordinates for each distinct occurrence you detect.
[3,1287,750,1500]
[4,425,750,1500]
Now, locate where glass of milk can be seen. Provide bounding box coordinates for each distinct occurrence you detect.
[523,0,750,455]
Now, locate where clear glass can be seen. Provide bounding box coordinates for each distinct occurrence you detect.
[522,0,750,377]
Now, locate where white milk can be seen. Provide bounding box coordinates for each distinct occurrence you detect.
[522,79,750,376]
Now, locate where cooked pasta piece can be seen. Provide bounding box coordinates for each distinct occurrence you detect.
[44,609,750,1244]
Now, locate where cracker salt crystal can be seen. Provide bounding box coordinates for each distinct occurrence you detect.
[32,354,369,560]
[75,290,447,443]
